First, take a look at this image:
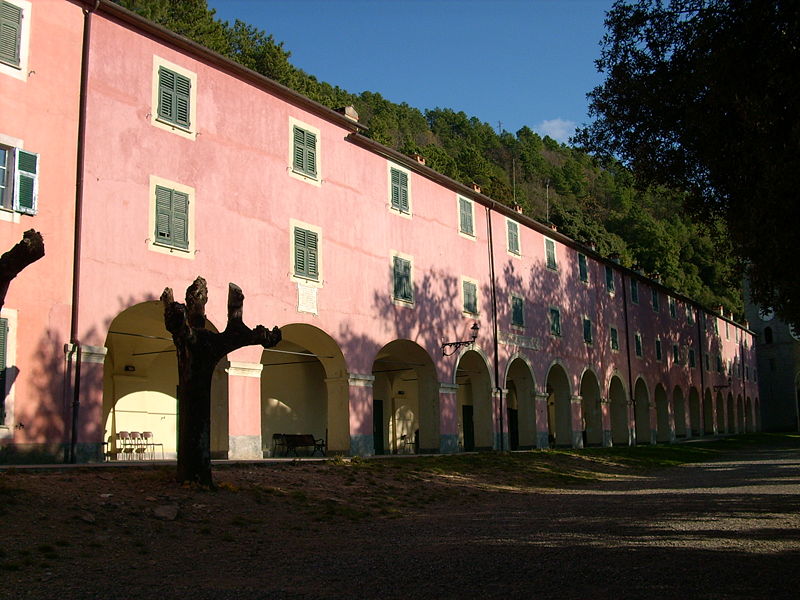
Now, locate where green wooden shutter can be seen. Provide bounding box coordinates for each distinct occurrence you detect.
[583,318,592,344]
[390,169,409,212]
[459,198,473,234]
[512,296,524,327]
[154,186,188,249]
[14,149,37,214]
[294,228,319,280]
[155,185,173,243]
[158,67,176,123]
[508,221,519,253]
[0,147,10,208]
[174,73,191,128]
[171,190,189,249]
[304,131,317,176]
[464,281,477,314]
[0,1,21,67]
[393,257,411,301]
[293,127,317,177]
[0,317,7,421]
[158,67,191,128]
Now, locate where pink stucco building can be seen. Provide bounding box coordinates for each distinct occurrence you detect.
[0,0,759,462]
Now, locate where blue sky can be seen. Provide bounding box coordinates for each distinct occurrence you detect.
[206,0,614,143]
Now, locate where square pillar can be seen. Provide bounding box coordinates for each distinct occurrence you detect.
[571,395,583,448]
[439,383,459,454]
[226,361,263,459]
[343,373,374,456]
[65,343,108,462]
[494,388,508,451]
[600,397,612,447]
[534,392,550,448]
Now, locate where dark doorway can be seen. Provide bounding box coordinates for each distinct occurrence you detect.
[462,405,475,451]
[508,407,519,450]
[373,399,384,455]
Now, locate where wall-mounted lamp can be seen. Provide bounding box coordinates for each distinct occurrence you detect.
[442,322,479,356]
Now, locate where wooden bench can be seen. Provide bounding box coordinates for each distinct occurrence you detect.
[271,433,326,457]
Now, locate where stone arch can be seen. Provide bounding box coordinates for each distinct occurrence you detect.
[673,386,687,438]
[371,339,438,455]
[504,355,537,450]
[689,386,701,436]
[655,383,671,443]
[579,368,602,447]
[634,377,651,445]
[455,349,493,451]
[261,323,348,456]
[609,375,629,446]
[103,301,227,459]
[546,362,573,447]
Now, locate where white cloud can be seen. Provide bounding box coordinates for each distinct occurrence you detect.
[536,118,577,144]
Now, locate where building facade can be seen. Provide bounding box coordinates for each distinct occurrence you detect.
[0,0,760,462]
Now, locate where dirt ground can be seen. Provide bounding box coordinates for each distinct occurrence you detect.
[1,442,798,600]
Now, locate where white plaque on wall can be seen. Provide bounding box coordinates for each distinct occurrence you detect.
[297,282,318,314]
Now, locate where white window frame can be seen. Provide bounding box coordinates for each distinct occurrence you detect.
[549,306,562,337]
[461,276,479,316]
[634,332,643,357]
[610,326,620,351]
[387,162,412,218]
[510,294,525,329]
[583,316,593,345]
[287,116,322,186]
[544,237,557,271]
[390,251,414,308]
[148,175,195,258]
[457,196,475,239]
[0,0,31,82]
[151,56,197,140]
[289,218,323,288]
[506,218,521,256]
[0,133,34,223]
[577,252,589,284]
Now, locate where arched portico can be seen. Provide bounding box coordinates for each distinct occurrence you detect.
[579,369,602,447]
[609,375,630,446]
[371,339,438,455]
[673,386,687,438]
[634,378,651,445]
[102,301,228,459]
[655,384,671,443]
[504,356,536,450]
[455,349,493,451]
[546,363,573,447]
[260,324,348,456]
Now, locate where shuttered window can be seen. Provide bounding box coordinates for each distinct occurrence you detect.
[605,266,615,293]
[583,318,593,344]
[14,149,37,214]
[459,197,473,236]
[688,348,696,368]
[630,279,639,303]
[545,238,557,270]
[610,327,619,350]
[393,257,412,303]
[292,126,317,178]
[390,168,409,213]
[549,307,561,337]
[154,185,189,250]
[635,333,643,357]
[463,281,478,315]
[157,67,191,129]
[655,339,663,361]
[293,227,319,281]
[511,296,524,327]
[0,1,21,67]
[0,317,7,422]
[507,220,520,254]
[578,253,588,283]
[0,146,9,208]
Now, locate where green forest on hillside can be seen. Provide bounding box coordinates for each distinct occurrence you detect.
[115,0,742,316]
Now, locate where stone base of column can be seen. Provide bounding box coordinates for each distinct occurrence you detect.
[349,434,373,457]
[228,435,262,460]
[439,434,459,454]
[537,431,550,449]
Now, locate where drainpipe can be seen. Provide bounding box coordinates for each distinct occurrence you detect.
[68,1,99,463]
[696,308,706,434]
[485,205,503,451]
[621,272,634,445]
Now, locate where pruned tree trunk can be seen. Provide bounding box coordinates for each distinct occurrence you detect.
[0,229,45,310]
[161,276,281,486]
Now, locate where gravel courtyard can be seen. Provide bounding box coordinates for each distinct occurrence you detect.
[1,439,798,599]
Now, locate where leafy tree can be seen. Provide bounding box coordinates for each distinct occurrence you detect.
[575,0,800,326]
